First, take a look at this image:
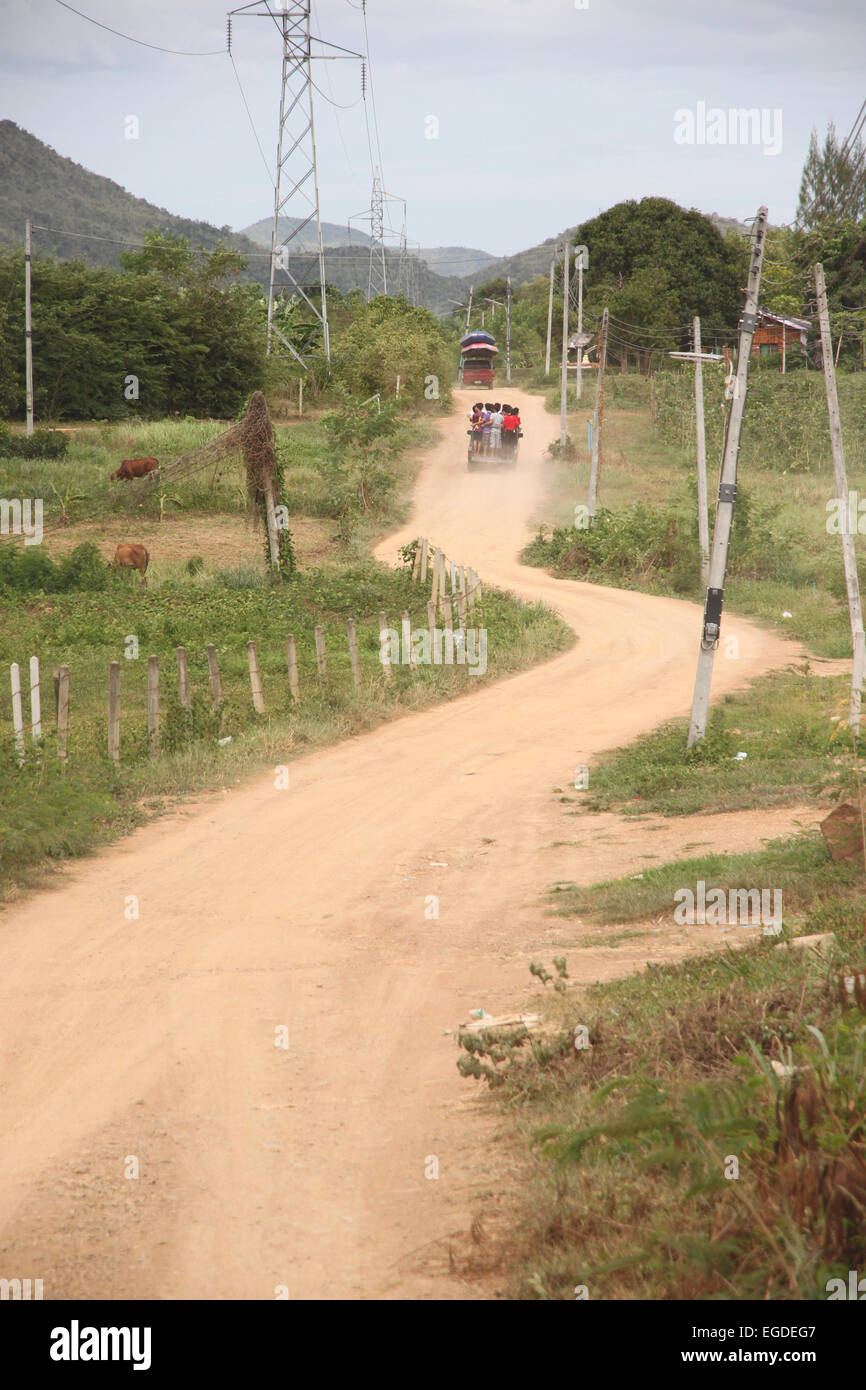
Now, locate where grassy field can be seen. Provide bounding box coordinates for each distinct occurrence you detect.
[526,369,866,659]
[0,410,573,900]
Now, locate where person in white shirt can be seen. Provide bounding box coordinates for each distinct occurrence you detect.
[489,402,504,452]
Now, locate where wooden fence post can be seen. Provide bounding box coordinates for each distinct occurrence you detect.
[402,610,415,669]
[466,569,476,613]
[57,664,69,762]
[29,655,41,741]
[176,646,191,708]
[147,655,159,756]
[286,633,300,702]
[10,663,24,764]
[378,611,391,681]
[411,543,421,583]
[427,600,436,650]
[443,601,454,665]
[108,661,120,765]
[438,556,451,624]
[246,641,265,714]
[456,587,467,632]
[314,625,327,681]
[430,549,440,607]
[346,618,362,691]
[419,537,429,584]
[206,644,222,708]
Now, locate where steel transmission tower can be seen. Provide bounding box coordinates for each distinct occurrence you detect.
[367,169,388,300]
[229,2,362,367]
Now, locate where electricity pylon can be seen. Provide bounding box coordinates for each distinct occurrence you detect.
[367,168,388,300]
[229,2,362,367]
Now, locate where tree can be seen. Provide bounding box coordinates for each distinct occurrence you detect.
[329,295,452,404]
[573,198,742,347]
[797,122,866,229]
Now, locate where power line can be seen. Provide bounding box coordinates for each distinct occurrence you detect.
[228,52,274,186]
[52,0,224,56]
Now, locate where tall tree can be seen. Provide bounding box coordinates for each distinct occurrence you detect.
[797,122,866,228]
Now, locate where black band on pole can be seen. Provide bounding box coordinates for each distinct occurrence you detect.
[702,587,725,647]
[718,482,737,504]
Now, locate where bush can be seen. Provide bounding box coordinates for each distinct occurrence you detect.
[524,505,700,593]
[0,541,110,594]
[0,424,68,459]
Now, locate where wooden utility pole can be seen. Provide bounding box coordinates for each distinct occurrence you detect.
[465,286,473,332]
[544,258,555,378]
[587,308,609,516]
[24,219,34,436]
[781,323,786,375]
[687,206,768,748]
[815,261,866,730]
[506,276,512,385]
[693,316,710,586]
[559,241,570,450]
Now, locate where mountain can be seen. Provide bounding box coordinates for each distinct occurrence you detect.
[240,214,372,250]
[414,247,498,280]
[0,121,268,284]
[240,217,497,289]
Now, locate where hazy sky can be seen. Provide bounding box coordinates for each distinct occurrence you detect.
[2,0,864,259]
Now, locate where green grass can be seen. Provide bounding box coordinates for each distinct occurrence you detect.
[546,832,859,925]
[574,666,862,818]
[524,371,866,659]
[0,410,438,539]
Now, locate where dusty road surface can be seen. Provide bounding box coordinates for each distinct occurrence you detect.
[0,389,799,1300]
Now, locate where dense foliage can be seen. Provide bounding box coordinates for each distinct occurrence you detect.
[0,233,267,420]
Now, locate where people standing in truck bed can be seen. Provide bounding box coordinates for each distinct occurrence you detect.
[503,405,520,456]
[469,402,485,456]
[489,402,504,452]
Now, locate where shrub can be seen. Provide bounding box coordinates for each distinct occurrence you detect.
[0,424,69,459]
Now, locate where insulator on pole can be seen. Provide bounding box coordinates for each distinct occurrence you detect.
[226,16,232,52]
[361,61,366,98]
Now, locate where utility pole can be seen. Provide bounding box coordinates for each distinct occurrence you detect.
[815,261,866,730]
[587,307,608,515]
[506,276,512,385]
[465,286,473,333]
[24,219,34,437]
[559,241,570,450]
[687,206,768,748]
[693,316,710,585]
[782,322,786,375]
[544,257,555,378]
[574,244,588,400]
[230,1,361,368]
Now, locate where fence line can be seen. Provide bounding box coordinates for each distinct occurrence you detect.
[3,538,484,767]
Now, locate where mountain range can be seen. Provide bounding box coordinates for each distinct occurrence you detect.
[0,121,745,315]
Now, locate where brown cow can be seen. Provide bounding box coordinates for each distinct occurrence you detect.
[110,457,159,481]
[114,543,149,588]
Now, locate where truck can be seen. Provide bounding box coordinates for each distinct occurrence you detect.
[458,329,497,387]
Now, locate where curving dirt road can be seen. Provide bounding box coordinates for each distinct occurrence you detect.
[0,389,797,1300]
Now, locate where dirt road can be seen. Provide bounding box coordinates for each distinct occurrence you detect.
[0,389,798,1300]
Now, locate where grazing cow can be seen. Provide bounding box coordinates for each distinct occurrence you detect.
[114,543,149,588]
[110,457,159,482]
